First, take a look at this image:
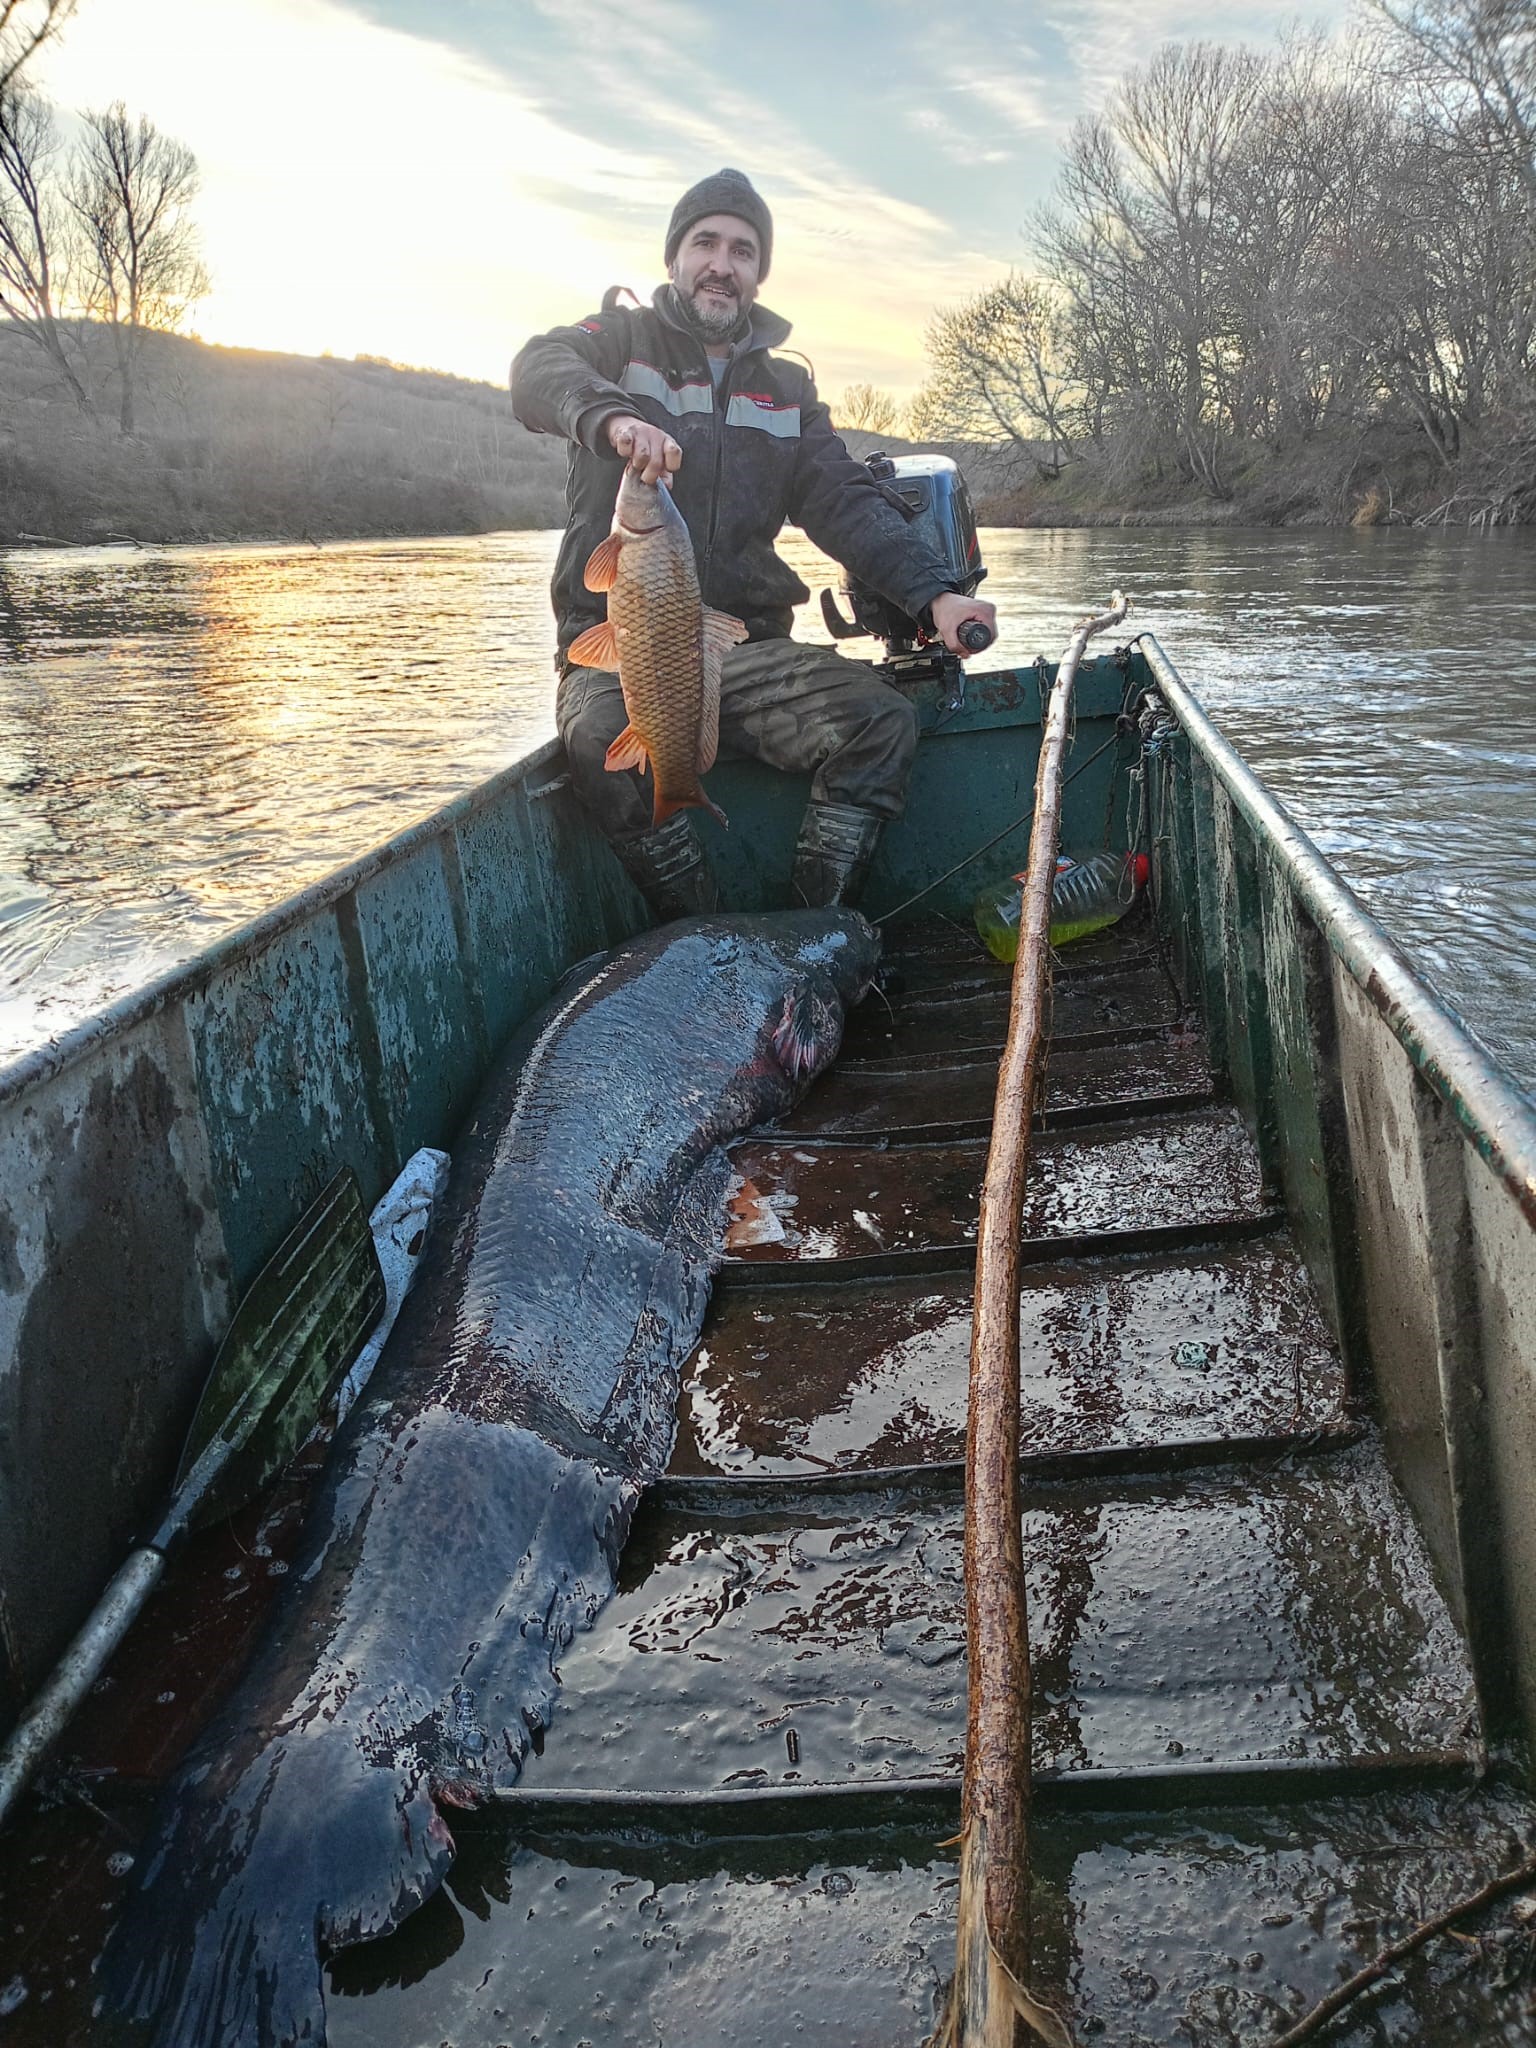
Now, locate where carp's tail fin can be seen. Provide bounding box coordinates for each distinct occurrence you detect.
[606,724,728,830]
[97,1737,453,2048]
[652,784,728,830]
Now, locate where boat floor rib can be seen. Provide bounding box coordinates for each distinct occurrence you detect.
[6,913,1536,2046]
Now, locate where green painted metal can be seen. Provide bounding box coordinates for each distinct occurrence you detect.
[1219,801,1282,1200]
[1254,870,1347,1366]
[1139,632,1536,1758]
[690,657,1140,927]
[1185,751,1230,1084]
[1289,908,1374,1406]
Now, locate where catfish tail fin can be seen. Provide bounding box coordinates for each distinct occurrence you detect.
[98,1732,452,2047]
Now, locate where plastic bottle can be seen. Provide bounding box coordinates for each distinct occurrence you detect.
[973,848,1151,963]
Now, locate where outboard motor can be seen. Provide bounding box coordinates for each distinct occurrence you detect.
[821,453,991,698]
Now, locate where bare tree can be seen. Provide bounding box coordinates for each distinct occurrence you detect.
[836,381,901,435]
[909,277,1076,476]
[1367,0,1536,202]
[0,82,91,410]
[901,12,1533,519]
[0,0,73,96]
[1211,36,1396,450]
[1037,43,1265,492]
[1354,0,1536,496]
[69,102,208,433]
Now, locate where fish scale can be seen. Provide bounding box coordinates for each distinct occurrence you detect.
[609,525,709,810]
[571,470,745,826]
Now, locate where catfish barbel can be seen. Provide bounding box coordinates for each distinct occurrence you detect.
[567,466,747,827]
[98,910,878,2048]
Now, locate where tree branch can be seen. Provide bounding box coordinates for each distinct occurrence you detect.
[1271,1850,1536,2047]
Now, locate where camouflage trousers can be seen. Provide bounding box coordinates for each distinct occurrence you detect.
[555,638,919,843]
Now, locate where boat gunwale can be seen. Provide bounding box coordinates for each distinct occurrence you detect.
[1142,633,1536,1226]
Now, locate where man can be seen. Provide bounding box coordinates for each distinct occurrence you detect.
[510,167,997,917]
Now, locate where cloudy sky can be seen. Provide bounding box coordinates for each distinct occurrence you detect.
[34,0,1352,401]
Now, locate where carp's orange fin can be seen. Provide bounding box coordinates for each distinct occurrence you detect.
[702,607,748,647]
[654,787,728,830]
[582,532,624,593]
[698,609,746,772]
[604,723,650,774]
[569,619,620,671]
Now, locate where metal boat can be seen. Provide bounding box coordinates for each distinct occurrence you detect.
[3,633,1535,2043]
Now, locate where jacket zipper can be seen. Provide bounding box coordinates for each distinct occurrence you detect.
[700,345,735,600]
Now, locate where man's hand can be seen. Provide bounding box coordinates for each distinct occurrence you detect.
[930,591,998,658]
[607,415,682,485]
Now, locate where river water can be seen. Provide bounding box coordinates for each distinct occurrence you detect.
[0,527,1532,1097]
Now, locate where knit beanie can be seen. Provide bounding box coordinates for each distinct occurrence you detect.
[664,168,773,280]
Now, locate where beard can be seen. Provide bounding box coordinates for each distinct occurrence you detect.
[675,278,747,343]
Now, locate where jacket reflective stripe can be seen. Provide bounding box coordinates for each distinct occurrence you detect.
[620,359,714,416]
[726,393,802,438]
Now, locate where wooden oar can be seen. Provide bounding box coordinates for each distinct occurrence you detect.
[933,592,1129,2048]
[0,1168,384,1829]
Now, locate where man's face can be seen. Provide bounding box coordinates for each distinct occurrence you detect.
[669,213,761,340]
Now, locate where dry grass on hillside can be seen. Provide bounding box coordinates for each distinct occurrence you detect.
[0,326,569,543]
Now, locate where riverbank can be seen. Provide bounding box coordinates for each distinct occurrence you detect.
[5,328,1530,543]
[976,423,1534,531]
[0,329,569,545]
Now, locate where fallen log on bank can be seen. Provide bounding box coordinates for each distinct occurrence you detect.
[931,590,1130,2048]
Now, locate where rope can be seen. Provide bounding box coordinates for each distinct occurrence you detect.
[874,725,1130,927]
[874,671,1150,929]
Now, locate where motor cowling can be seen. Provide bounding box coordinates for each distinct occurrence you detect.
[821,452,987,661]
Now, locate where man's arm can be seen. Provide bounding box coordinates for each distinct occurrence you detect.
[511,311,683,482]
[510,310,638,455]
[787,392,996,655]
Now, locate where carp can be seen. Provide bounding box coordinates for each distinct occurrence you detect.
[98,909,879,2048]
[568,466,746,827]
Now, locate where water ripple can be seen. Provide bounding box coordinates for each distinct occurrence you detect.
[0,525,1532,1099]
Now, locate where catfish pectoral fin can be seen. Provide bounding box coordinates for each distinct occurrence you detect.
[772,985,843,1079]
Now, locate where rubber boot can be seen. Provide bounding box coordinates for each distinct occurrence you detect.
[613,814,721,922]
[790,801,884,909]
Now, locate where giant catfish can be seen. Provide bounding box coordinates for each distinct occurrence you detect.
[99,909,879,2047]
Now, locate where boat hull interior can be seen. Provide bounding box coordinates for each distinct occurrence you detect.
[3,640,1536,2043]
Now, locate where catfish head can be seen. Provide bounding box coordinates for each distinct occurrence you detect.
[762,909,881,1082]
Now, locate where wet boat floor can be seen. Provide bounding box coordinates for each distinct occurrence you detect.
[6,912,1536,2045]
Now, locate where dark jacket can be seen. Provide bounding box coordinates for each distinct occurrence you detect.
[510,286,958,668]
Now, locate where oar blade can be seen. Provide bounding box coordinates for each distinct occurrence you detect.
[174,1169,385,1528]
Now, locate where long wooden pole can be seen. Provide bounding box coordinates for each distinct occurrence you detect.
[933,592,1129,2048]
